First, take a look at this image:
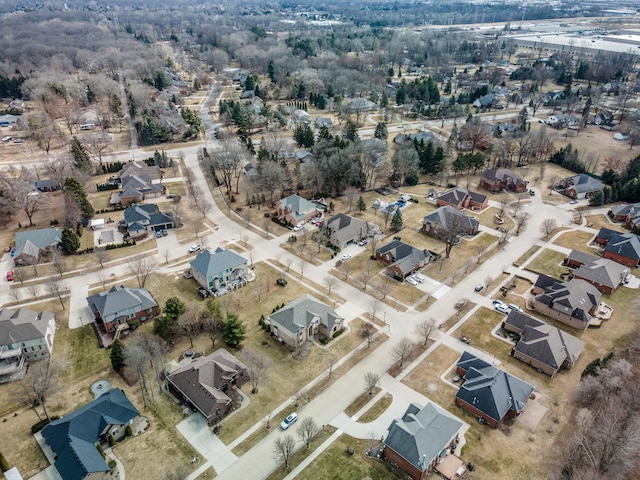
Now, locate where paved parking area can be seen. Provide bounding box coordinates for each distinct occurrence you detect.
[176,413,238,473]
[518,394,549,431]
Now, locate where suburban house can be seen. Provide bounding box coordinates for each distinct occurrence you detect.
[275,194,319,226]
[189,247,248,293]
[345,97,377,112]
[267,295,344,349]
[41,388,139,480]
[594,228,640,268]
[292,109,311,125]
[455,352,535,428]
[86,285,160,347]
[545,114,578,128]
[556,174,605,199]
[120,204,174,237]
[376,240,435,280]
[110,174,164,207]
[167,349,249,426]
[479,169,527,193]
[393,131,440,146]
[608,203,640,229]
[503,311,585,377]
[0,307,56,383]
[473,93,502,109]
[296,150,314,164]
[421,206,479,238]
[383,402,467,480]
[315,116,333,129]
[532,277,601,330]
[435,187,488,210]
[118,161,162,181]
[324,213,380,249]
[565,249,628,294]
[13,228,62,266]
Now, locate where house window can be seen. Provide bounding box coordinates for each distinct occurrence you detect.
[112,428,119,436]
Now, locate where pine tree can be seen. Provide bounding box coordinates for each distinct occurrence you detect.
[391,209,404,232]
[0,451,10,472]
[61,228,80,254]
[110,339,126,371]
[70,136,92,172]
[64,177,95,218]
[358,195,366,212]
[374,122,388,140]
[222,312,246,348]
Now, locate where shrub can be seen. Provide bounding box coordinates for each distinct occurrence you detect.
[125,425,133,437]
[108,435,116,447]
[108,459,117,469]
[31,418,51,434]
[0,451,10,472]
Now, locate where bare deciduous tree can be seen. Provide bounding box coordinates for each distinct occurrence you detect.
[124,336,152,407]
[242,350,271,394]
[515,211,530,235]
[393,337,415,366]
[540,218,558,239]
[46,277,67,309]
[324,276,338,296]
[273,435,296,469]
[414,318,436,346]
[13,267,27,286]
[364,371,380,395]
[327,354,337,378]
[127,256,157,288]
[50,250,67,278]
[298,417,320,449]
[174,307,201,348]
[94,249,110,268]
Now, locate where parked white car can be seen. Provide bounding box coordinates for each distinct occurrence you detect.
[413,273,426,283]
[406,276,418,286]
[280,412,298,430]
[293,224,304,232]
[188,245,201,253]
[341,253,352,261]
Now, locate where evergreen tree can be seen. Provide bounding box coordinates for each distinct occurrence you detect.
[391,209,404,232]
[0,451,9,472]
[293,124,315,148]
[164,297,186,321]
[374,122,388,140]
[64,177,94,218]
[358,195,366,212]
[222,312,246,348]
[589,190,604,206]
[61,228,80,254]
[343,122,359,142]
[268,60,276,83]
[110,339,126,371]
[70,136,92,172]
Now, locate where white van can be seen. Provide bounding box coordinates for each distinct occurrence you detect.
[80,123,96,131]
[508,304,522,312]
[2,136,12,143]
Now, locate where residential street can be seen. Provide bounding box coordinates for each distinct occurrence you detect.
[0,82,600,480]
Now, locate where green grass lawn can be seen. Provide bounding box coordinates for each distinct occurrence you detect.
[296,434,401,480]
[524,249,568,279]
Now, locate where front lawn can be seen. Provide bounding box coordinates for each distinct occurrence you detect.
[524,249,568,279]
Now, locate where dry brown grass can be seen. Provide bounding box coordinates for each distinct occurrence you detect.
[584,213,626,232]
[345,388,382,417]
[552,230,596,252]
[513,246,540,267]
[357,393,393,424]
[524,248,568,279]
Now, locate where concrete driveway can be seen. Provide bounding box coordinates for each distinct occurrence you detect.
[176,413,238,472]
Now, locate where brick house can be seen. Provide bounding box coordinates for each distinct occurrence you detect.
[557,174,604,199]
[41,389,139,480]
[86,285,160,347]
[376,240,435,280]
[323,213,379,249]
[565,249,628,294]
[275,194,319,226]
[435,187,487,210]
[503,311,585,377]
[13,228,62,266]
[593,228,640,268]
[167,349,249,426]
[608,203,640,229]
[111,174,164,207]
[120,204,174,238]
[479,169,527,193]
[383,402,466,480]
[455,352,534,428]
[268,295,344,349]
[189,247,248,293]
[421,206,479,238]
[532,278,601,330]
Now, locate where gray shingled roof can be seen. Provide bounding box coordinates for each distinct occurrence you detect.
[561,174,604,194]
[423,205,478,232]
[167,349,248,420]
[385,403,462,472]
[86,285,157,320]
[325,213,377,246]
[279,194,317,223]
[604,233,640,263]
[0,308,54,346]
[190,247,247,278]
[456,352,534,423]
[504,311,585,371]
[14,228,62,259]
[268,294,343,334]
[376,240,433,276]
[534,278,601,323]
[569,249,627,290]
[41,389,138,480]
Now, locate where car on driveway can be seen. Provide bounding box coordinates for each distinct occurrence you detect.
[358,239,368,246]
[570,199,579,204]
[188,245,202,253]
[280,412,298,430]
[293,224,304,232]
[474,284,484,292]
[406,276,418,286]
[6,271,13,282]
[495,303,510,314]
[529,189,535,196]
[341,253,351,261]
[413,273,426,283]
[162,229,168,236]
[493,299,505,306]
[155,230,162,238]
